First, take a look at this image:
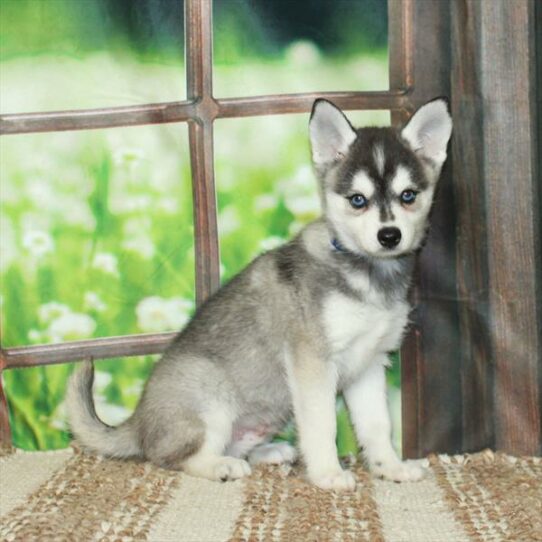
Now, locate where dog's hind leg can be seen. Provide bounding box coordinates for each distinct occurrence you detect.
[248,441,298,465]
[141,408,206,470]
[182,406,252,481]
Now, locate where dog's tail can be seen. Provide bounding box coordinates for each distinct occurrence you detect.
[66,359,141,458]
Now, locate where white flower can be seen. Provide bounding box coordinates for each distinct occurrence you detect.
[61,200,96,231]
[254,194,278,212]
[28,329,44,343]
[92,252,119,276]
[93,370,112,390]
[259,236,285,252]
[279,166,321,217]
[125,381,144,397]
[284,194,321,215]
[47,312,96,342]
[0,217,16,271]
[38,302,71,325]
[121,218,155,259]
[285,40,321,67]
[22,230,54,258]
[84,291,107,313]
[218,206,240,236]
[20,212,53,234]
[123,216,151,236]
[136,297,171,332]
[166,298,195,329]
[157,197,179,214]
[136,296,194,333]
[25,177,57,209]
[109,193,152,215]
[281,165,314,193]
[122,235,155,259]
[94,396,132,425]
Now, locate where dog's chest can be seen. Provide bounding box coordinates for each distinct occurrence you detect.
[322,289,409,382]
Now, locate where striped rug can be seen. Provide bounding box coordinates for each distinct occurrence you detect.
[1,447,540,541]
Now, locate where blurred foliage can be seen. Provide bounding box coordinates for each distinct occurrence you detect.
[0,0,387,61]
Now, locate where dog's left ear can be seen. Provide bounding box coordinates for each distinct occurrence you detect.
[401,98,452,167]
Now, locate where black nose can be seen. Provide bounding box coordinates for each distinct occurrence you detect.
[377,227,401,249]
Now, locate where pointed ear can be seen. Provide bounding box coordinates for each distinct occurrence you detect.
[401,98,452,166]
[309,99,357,166]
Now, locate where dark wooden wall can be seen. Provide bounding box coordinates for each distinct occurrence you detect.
[401,0,541,458]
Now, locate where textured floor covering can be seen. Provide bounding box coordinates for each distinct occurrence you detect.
[1,447,541,542]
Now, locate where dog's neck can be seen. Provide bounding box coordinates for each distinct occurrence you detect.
[325,225,415,299]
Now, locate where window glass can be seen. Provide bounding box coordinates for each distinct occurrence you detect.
[213,0,388,98]
[0,125,195,348]
[0,0,186,113]
[4,355,158,450]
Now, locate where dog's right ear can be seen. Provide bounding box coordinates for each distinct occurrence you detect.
[309,99,357,167]
[401,98,452,168]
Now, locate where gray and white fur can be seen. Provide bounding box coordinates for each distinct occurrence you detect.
[67,98,452,491]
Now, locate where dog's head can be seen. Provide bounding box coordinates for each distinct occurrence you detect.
[309,98,452,258]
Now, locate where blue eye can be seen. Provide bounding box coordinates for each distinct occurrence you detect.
[349,194,367,209]
[400,190,417,204]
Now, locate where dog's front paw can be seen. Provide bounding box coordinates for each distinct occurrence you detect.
[309,468,356,491]
[371,460,425,482]
[214,457,252,481]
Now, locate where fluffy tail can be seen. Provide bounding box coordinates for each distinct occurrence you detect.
[66,359,141,458]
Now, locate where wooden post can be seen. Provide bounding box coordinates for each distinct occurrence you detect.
[450,0,495,454]
[397,0,464,458]
[479,0,540,455]
[402,0,541,457]
[450,0,541,456]
[185,0,221,306]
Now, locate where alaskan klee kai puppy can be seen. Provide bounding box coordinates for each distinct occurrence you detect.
[68,98,452,491]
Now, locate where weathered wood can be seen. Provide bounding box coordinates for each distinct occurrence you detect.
[0,92,409,136]
[400,0,463,458]
[2,333,176,369]
[0,350,12,447]
[536,0,542,446]
[185,0,221,304]
[450,0,494,453]
[401,0,541,458]
[478,0,541,455]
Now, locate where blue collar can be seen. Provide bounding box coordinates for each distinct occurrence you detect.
[331,238,348,253]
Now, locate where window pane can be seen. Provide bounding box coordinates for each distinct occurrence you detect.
[4,355,157,450]
[0,0,185,113]
[214,0,388,97]
[0,124,195,348]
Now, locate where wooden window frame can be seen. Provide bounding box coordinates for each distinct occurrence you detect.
[1,0,540,458]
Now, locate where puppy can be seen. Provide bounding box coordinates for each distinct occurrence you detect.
[67,98,452,491]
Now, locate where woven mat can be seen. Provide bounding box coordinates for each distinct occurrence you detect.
[1,447,541,542]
